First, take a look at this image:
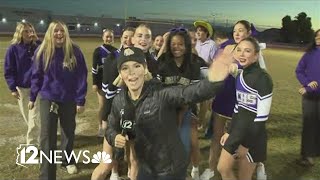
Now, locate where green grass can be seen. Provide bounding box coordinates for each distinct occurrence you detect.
[0,36,319,180]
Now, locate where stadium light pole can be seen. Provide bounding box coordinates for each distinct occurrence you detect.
[211,13,216,26]
[124,0,128,26]
[211,13,222,26]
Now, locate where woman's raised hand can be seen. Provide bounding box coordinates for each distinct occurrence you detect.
[208,53,234,82]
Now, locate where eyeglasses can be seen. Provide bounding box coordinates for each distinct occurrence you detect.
[170,27,188,33]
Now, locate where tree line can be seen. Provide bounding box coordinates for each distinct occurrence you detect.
[281,12,314,44]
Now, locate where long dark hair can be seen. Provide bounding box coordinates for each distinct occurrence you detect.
[306,29,320,52]
[165,31,192,65]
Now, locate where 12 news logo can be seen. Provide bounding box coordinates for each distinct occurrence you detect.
[16,144,112,168]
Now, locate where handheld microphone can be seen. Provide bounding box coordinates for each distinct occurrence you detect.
[114,104,135,160]
[120,104,135,137]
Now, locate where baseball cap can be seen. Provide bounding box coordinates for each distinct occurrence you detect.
[117,47,146,70]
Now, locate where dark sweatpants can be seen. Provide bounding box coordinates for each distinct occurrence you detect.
[301,94,320,158]
[39,99,76,180]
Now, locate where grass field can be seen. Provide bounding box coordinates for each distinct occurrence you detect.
[0,36,319,180]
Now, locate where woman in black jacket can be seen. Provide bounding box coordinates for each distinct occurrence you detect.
[106,46,231,180]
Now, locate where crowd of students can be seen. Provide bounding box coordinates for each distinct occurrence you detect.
[3,18,320,180]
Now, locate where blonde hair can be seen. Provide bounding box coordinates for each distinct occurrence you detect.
[36,21,76,71]
[135,24,152,35]
[11,22,38,45]
[103,28,114,34]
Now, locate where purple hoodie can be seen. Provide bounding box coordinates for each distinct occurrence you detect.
[4,42,39,91]
[295,47,320,94]
[30,46,88,106]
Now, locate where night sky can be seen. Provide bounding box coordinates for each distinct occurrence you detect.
[0,0,319,29]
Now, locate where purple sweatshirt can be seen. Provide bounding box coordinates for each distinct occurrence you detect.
[4,42,39,91]
[295,47,320,94]
[30,46,88,106]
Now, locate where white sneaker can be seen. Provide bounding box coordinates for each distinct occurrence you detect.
[200,168,214,180]
[110,172,120,180]
[256,162,267,180]
[191,168,200,180]
[66,164,78,174]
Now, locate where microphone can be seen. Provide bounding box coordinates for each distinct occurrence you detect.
[120,104,135,137]
[114,104,135,161]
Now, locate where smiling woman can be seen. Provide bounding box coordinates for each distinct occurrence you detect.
[218,37,273,180]
[234,37,260,68]
[3,22,41,149]
[29,20,88,180]
[118,48,148,99]
[105,46,231,180]
[53,24,65,48]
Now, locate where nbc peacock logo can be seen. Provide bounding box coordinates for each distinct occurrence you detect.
[91,151,112,164]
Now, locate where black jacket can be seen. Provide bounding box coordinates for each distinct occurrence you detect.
[157,53,208,85]
[100,49,121,120]
[106,79,223,177]
[144,51,159,78]
[101,50,158,120]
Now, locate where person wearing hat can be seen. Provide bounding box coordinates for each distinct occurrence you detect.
[92,24,156,180]
[105,46,233,180]
[194,21,218,179]
[92,27,135,180]
[194,20,218,65]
